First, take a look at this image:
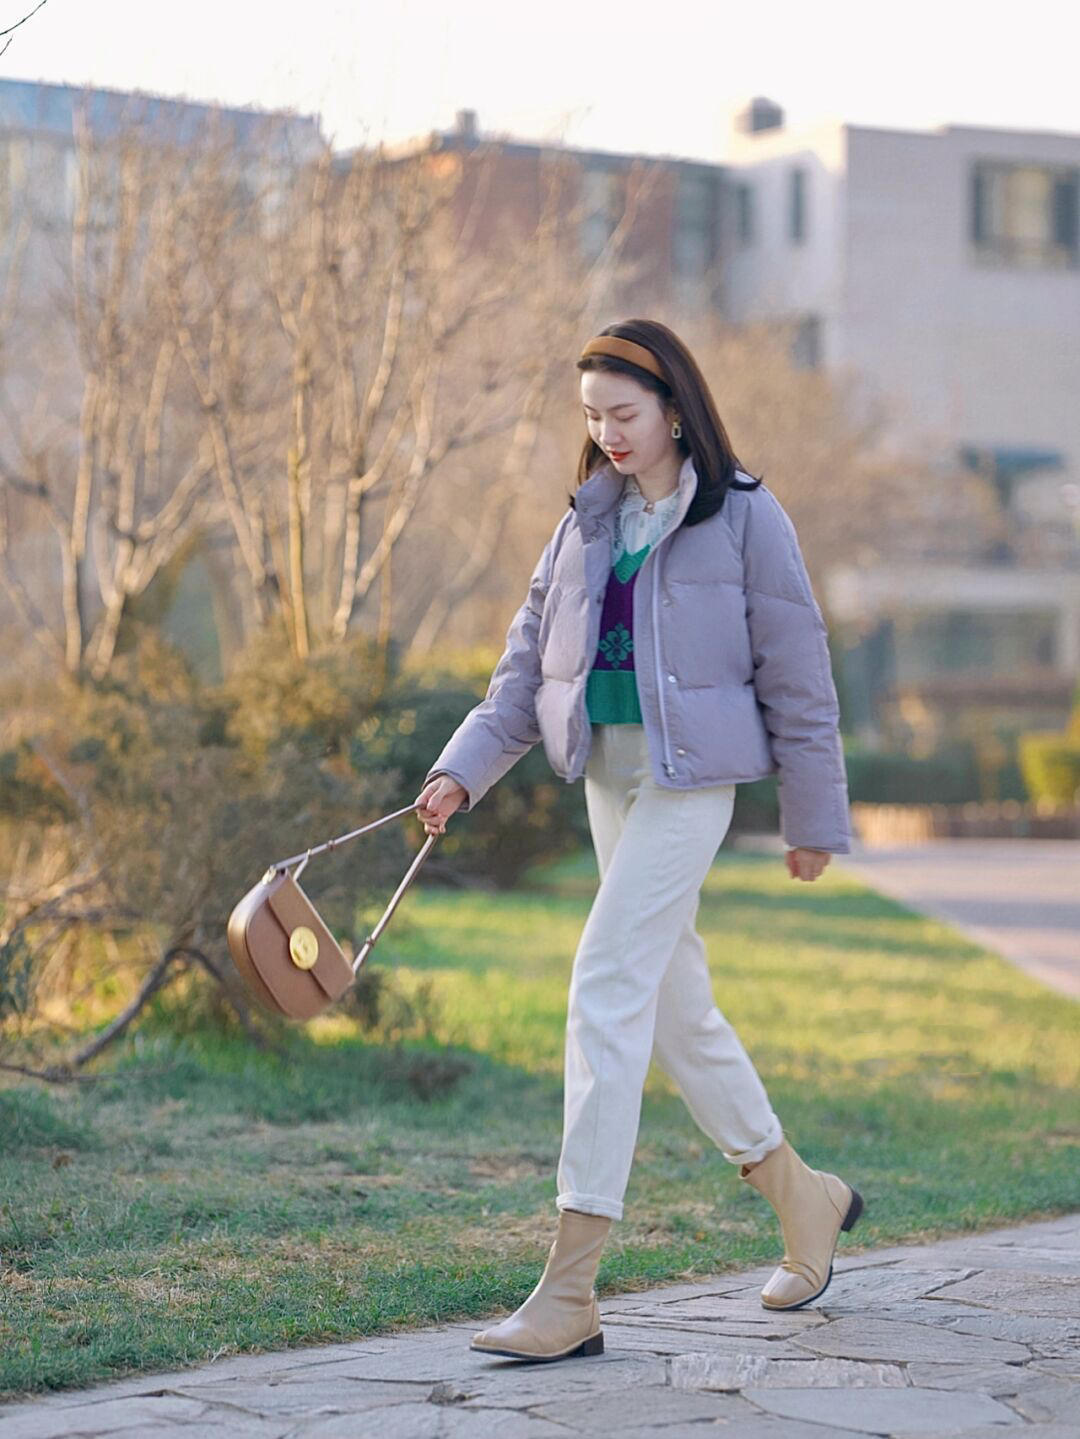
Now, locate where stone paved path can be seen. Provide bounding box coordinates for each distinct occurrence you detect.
[832,840,1080,1001]
[3,1211,1077,1437]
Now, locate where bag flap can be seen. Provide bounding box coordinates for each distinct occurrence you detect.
[265,872,354,1001]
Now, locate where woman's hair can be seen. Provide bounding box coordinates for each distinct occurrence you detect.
[571,318,763,526]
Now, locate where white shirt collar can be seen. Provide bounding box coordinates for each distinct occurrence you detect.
[622,474,680,506]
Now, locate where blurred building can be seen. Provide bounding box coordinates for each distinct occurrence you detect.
[339,107,726,317]
[349,101,1080,753]
[718,97,1080,754]
[0,76,323,275]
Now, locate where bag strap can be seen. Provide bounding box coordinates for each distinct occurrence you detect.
[264,801,442,975]
[265,801,435,880]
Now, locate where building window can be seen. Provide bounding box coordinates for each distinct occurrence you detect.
[28,136,73,229]
[735,181,754,246]
[0,136,28,240]
[673,168,717,277]
[789,165,806,243]
[579,165,623,265]
[900,609,1057,678]
[791,314,822,369]
[970,160,1079,268]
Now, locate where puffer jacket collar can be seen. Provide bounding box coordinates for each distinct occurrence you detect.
[573,453,700,544]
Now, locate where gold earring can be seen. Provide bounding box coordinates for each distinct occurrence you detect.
[671,417,682,439]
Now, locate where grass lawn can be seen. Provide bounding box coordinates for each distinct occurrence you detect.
[2,846,1078,1400]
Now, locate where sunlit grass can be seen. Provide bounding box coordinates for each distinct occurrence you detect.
[1,848,1077,1399]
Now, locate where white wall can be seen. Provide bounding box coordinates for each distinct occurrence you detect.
[720,119,847,364]
[842,122,1080,485]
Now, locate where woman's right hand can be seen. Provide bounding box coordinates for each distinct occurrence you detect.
[414,775,469,836]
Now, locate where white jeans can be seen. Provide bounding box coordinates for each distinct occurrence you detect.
[556,723,784,1221]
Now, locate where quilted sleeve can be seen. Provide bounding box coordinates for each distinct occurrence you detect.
[422,510,573,813]
[743,488,853,853]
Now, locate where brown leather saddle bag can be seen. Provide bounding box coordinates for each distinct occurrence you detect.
[226,802,440,1021]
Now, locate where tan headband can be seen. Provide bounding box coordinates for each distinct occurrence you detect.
[579,335,667,383]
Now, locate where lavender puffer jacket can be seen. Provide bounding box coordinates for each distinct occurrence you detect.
[423,455,853,853]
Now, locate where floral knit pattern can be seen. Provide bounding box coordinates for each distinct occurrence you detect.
[598,621,633,667]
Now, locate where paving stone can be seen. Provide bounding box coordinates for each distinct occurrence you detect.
[600,1318,811,1357]
[199,1339,396,1378]
[935,1311,1080,1357]
[294,1338,492,1382]
[1033,1355,1080,1378]
[816,1301,1000,1326]
[1002,1374,1080,1424]
[458,1355,667,1410]
[160,1421,287,1439]
[937,1219,1080,1248]
[905,1360,1043,1393]
[714,1278,870,1309]
[296,1401,572,1437]
[929,1268,1080,1316]
[938,1247,1080,1274]
[252,1354,442,1384]
[627,1292,831,1331]
[605,1423,854,1439]
[740,1384,1022,1434]
[883,1218,1080,1262]
[792,1315,1032,1364]
[895,1244,1080,1275]
[797,1267,979,1308]
[925,1429,1078,1439]
[531,1384,753,1431]
[669,1353,906,1390]
[0,1341,395,1417]
[0,1394,214,1438]
[156,1376,428,1417]
[633,1421,860,1439]
[602,1276,768,1309]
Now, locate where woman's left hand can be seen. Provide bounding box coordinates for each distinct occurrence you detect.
[786,846,831,882]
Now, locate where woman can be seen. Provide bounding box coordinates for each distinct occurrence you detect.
[414,319,863,1363]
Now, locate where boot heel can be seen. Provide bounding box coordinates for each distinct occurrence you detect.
[840,1187,864,1231]
[576,1331,604,1357]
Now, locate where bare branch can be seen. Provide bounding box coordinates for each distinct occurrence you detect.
[0,0,48,57]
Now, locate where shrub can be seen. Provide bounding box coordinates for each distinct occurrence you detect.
[353,656,590,890]
[0,630,406,1067]
[1017,733,1080,807]
[843,741,984,804]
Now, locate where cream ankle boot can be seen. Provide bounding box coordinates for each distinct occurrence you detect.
[740,1137,863,1310]
[470,1208,611,1361]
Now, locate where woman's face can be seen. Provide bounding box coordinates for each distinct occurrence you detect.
[581,371,676,474]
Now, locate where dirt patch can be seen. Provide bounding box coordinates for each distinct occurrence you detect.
[467,1153,550,1183]
[452,1211,559,1256]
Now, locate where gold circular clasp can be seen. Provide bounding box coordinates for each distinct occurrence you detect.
[288,925,319,970]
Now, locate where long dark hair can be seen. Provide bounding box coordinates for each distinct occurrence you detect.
[572,318,763,526]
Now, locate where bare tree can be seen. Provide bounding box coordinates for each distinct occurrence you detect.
[0,0,49,60]
[0,107,219,679]
[404,151,666,658]
[154,128,664,669]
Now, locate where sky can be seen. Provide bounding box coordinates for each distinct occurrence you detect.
[1,0,1077,159]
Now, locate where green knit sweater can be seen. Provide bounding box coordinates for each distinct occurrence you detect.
[586,478,680,725]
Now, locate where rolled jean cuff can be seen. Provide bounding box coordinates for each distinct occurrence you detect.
[721,1118,785,1167]
[557,1190,623,1222]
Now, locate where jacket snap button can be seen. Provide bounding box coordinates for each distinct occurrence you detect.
[663,596,672,606]
[676,747,686,756]
[667,673,677,683]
